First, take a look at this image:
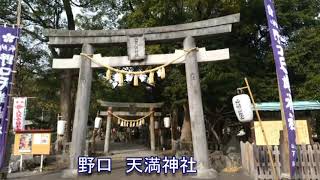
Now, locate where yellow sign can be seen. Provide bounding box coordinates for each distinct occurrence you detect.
[254,120,310,145]
[14,132,51,155]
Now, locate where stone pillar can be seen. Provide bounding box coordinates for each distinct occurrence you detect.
[66,43,93,176]
[104,107,112,153]
[183,36,217,178]
[149,107,155,151]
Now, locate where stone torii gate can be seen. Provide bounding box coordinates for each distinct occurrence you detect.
[45,13,240,178]
[97,100,163,153]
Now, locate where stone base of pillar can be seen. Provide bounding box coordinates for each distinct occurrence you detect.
[281,173,291,179]
[193,168,217,179]
[61,169,78,178]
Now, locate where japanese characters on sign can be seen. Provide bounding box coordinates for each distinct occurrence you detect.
[263,0,297,176]
[78,156,197,175]
[12,97,27,131]
[0,25,20,168]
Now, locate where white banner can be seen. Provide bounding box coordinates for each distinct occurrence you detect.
[12,97,27,131]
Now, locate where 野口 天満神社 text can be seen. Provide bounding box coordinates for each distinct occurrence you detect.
[77,156,197,175]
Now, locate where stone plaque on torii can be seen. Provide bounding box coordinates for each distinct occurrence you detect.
[45,13,240,178]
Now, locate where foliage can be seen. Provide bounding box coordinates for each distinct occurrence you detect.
[0,0,319,141]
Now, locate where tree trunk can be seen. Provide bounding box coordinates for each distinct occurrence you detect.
[180,103,192,142]
[171,107,178,140]
[171,107,178,150]
[60,69,72,142]
[60,0,75,142]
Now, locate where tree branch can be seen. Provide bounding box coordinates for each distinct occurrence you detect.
[128,0,135,12]
[63,0,75,30]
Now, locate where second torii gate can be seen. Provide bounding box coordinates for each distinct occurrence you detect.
[97,100,164,153]
[45,13,240,178]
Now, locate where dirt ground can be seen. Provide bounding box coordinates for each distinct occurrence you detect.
[7,142,252,180]
[7,163,252,180]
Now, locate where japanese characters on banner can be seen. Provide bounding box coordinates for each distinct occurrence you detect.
[263,0,297,176]
[12,97,27,131]
[0,25,20,168]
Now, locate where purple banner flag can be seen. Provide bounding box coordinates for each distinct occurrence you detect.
[0,25,20,168]
[263,0,297,177]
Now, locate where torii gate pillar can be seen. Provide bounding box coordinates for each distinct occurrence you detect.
[149,107,156,151]
[104,107,112,153]
[68,43,93,175]
[184,36,216,178]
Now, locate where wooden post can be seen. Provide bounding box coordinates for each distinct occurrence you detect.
[0,0,22,177]
[91,129,97,154]
[244,78,279,180]
[19,155,22,172]
[104,107,112,153]
[40,155,44,172]
[160,128,164,150]
[279,89,291,179]
[68,43,93,173]
[149,107,155,151]
[55,135,63,153]
[183,36,216,178]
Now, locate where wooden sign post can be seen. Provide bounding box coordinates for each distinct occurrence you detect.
[13,130,51,172]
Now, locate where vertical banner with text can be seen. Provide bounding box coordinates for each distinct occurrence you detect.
[0,25,20,168]
[263,0,297,177]
[12,97,27,131]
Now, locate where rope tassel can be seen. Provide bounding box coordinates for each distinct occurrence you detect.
[133,75,139,86]
[118,73,124,86]
[160,67,165,79]
[106,69,111,80]
[148,71,155,85]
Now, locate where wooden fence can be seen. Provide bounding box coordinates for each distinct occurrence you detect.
[240,141,320,180]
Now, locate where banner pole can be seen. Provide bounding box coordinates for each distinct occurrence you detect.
[263,0,297,178]
[278,85,291,179]
[16,0,22,26]
[244,78,279,180]
[0,0,22,177]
